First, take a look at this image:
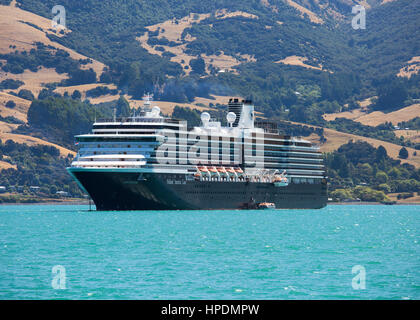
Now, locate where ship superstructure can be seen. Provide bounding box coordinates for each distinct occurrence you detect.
[68,96,327,210]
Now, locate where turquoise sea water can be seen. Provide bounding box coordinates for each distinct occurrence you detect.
[0,204,418,300]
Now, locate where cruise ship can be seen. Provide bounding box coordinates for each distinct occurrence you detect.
[67,96,327,210]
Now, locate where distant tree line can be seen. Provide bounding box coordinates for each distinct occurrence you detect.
[325,141,420,199]
[0,140,83,199]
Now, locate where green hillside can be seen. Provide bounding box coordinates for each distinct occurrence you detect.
[9,0,418,113]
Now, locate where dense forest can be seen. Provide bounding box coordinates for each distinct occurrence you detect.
[15,96,116,148]
[7,0,418,116]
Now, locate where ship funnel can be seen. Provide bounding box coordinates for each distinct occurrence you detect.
[228,98,254,128]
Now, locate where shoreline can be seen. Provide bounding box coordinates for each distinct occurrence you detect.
[1,201,419,206]
[328,202,420,206]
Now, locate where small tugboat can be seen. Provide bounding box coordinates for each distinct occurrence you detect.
[257,202,276,209]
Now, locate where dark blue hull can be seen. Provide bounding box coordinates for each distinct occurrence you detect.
[68,169,327,211]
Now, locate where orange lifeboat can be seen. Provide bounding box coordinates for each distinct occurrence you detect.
[217,167,227,174]
[218,167,229,180]
[227,167,236,174]
[273,175,289,187]
[209,166,218,173]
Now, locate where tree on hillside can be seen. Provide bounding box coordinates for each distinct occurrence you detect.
[189,58,206,75]
[375,171,388,184]
[71,90,82,100]
[5,100,16,109]
[376,145,388,161]
[375,79,408,111]
[0,79,24,89]
[116,96,130,117]
[398,147,409,159]
[26,97,112,147]
[18,89,35,101]
[66,68,97,86]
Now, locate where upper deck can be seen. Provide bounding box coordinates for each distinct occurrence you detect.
[70,96,325,180]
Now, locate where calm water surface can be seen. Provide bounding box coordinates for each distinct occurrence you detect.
[0,204,418,299]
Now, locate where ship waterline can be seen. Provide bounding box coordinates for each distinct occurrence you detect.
[68,96,328,210]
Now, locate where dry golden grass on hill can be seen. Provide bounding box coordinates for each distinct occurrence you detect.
[355,104,420,126]
[323,97,373,121]
[0,91,31,122]
[388,192,420,204]
[359,97,375,109]
[285,0,324,24]
[88,95,120,105]
[324,103,420,127]
[323,109,365,122]
[397,56,420,78]
[0,117,74,159]
[0,130,75,158]
[395,130,420,143]
[125,97,216,116]
[322,128,420,168]
[0,121,19,133]
[215,9,258,20]
[0,160,17,170]
[275,55,328,72]
[193,95,234,106]
[136,12,212,74]
[203,52,255,75]
[0,2,105,78]
[0,105,27,123]
[0,118,75,159]
[54,83,117,100]
[137,11,257,75]
[1,67,68,97]
[87,94,232,115]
